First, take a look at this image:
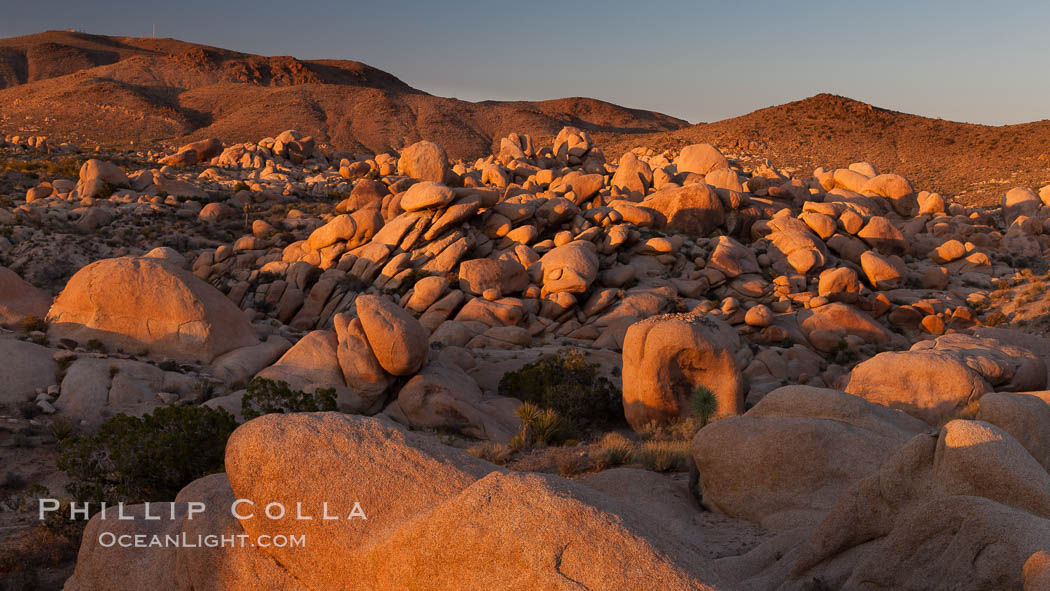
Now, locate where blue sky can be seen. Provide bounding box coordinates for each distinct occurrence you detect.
[4,0,1048,125]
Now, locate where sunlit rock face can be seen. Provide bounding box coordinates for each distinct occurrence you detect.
[47,256,259,363]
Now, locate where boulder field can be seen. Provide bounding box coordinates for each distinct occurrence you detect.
[1,129,1050,589]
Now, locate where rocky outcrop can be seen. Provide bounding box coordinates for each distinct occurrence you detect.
[845,333,1047,424]
[65,413,729,591]
[691,385,926,530]
[787,420,1050,590]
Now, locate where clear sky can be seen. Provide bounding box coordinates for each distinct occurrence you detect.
[4,0,1048,125]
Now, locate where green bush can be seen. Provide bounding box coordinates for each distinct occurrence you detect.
[241,378,338,420]
[57,405,238,504]
[498,348,621,428]
[96,182,116,199]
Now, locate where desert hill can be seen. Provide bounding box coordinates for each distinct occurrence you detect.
[0,31,688,158]
[3,32,1050,205]
[601,93,1050,205]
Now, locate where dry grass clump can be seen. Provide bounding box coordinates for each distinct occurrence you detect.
[636,440,692,473]
[637,417,700,442]
[593,432,634,470]
[467,442,511,465]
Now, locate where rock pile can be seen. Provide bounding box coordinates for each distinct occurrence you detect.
[3,126,1050,590]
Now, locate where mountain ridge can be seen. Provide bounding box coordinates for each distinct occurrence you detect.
[0,30,689,158]
[2,32,1049,204]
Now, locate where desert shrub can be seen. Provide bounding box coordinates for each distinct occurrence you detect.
[17,402,41,420]
[255,270,280,284]
[553,447,588,477]
[232,181,250,193]
[637,419,667,440]
[636,440,692,473]
[57,405,238,504]
[241,378,338,420]
[11,431,33,447]
[689,385,718,427]
[466,442,511,465]
[667,417,700,441]
[19,315,46,333]
[594,432,634,470]
[84,339,107,353]
[96,182,116,199]
[982,310,1007,327]
[510,402,574,448]
[0,156,82,180]
[498,348,621,427]
[637,418,696,441]
[0,524,80,591]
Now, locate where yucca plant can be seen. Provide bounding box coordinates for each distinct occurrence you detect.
[689,385,719,427]
[514,402,574,448]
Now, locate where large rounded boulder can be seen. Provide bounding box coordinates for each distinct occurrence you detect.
[976,390,1050,472]
[355,294,429,376]
[844,332,1047,425]
[535,241,599,296]
[691,385,927,530]
[75,159,129,199]
[641,184,724,235]
[622,312,745,430]
[861,173,917,216]
[674,143,728,175]
[397,140,449,183]
[0,265,50,327]
[46,256,258,363]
